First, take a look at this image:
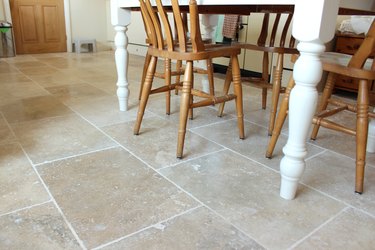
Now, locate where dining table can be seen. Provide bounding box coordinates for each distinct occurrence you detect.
[110,0,374,200]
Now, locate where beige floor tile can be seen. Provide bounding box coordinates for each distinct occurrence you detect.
[45,83,110,104]
[11,114,116,164]
[103,206,264,250]
[0,73,32,84]
[0,114,16,145]
[0,63,19,74]
[67,95,149,127]
[103,116,224,169]
[0,82,50,106]
[146,95,234,129]
[37,147,198,248]
[28,72,87,87]
[0,202,81,249]
[303,151,375,216]
[160,150,345,249]
[191,119,324,171]
[18,66,60,76]
[0,143,50,214]
[13,61,48,69]
[295,208,375,250]
[1,95,74,123]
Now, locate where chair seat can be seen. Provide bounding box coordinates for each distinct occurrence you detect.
[322,52,373,69]
[321,52,375,80]
[233,42,298,54]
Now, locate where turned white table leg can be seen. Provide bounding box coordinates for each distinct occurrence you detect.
[279,0,339,199]
[280,42,325,199]
[114,26,129,111]
[111,2,131,111]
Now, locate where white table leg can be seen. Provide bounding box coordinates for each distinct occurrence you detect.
[280,0,340,199]
[114,25,130,111]
[111,2,131,111]
[280,42,325,199]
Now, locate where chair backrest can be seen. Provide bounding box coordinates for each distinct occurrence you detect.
[139,0,205,53]
[256,11,295,49]
[348,20,375,70]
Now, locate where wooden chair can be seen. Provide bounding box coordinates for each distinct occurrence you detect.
[266,21,375,194]
[135,0,244,158]
[218,11,298,135]
[138,12,215,115]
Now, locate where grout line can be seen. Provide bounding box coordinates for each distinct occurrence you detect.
[18,144,88,250]
[161,148,227,169]
[33,145,119,167]
[92,205,203,250]
[305,149,328,161]
[287,207,349,250]
[0,200,53,218]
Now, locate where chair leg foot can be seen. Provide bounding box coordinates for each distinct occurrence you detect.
[355,191,363,195]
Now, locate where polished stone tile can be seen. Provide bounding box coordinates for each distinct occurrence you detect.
[38,147,198,248]
[0,114,16,145]
[45,83,110,104]
[103,116,224,169]
[0,143,50,215]
[13,61,47,69]
[191,119,324,171]
[303,151,375,216]
[103,206,264,250]
[0,203,81,249]
[0,63,19,74]
[0,73,33,84]
[146,95,234,129]
[160,150,345,249]
[11,114,116,164]
[18,66,60,76]
[1,95,73,123]
[28,72,86,87]
[67,95,148,127]
[295,208,375,249]
[0,82,50,106]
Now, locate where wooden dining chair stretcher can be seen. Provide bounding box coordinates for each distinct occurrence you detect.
[266,21,375,194]
[218,11,298,135]
[135,0,245,158]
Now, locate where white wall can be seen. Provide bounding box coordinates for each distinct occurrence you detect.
[69,0,111,51]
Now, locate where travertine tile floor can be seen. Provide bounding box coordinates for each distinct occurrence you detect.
[1,51,375,250]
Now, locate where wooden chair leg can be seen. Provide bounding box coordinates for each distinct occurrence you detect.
[165,59,172,115]
[218,60,232,117]
[206,59,215,95]
[266,76,295,158]
[175,60,182,95]
[311,72,337,140]
[355,79,369,194]
[268,53,283,136]
[177,61,193,158]
[139,53,152,100]
[231,56,245,139]
[134,56,157,135]
[188,69,194,120]
[261,51,269,110]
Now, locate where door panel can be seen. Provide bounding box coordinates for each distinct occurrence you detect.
[11,0,67,54]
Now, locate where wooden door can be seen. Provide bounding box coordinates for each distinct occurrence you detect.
[10,0,67,54]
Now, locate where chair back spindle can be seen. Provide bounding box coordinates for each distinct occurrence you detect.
[348,21,375,69]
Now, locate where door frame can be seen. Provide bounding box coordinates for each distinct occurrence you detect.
[4,0,72,52]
